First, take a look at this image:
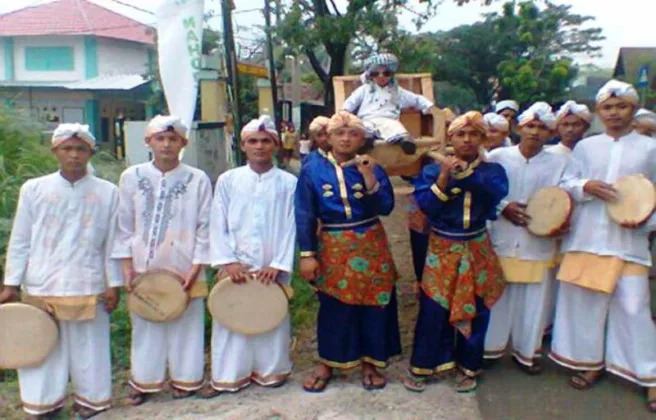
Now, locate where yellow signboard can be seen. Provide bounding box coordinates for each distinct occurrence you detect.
[237,62,268,79]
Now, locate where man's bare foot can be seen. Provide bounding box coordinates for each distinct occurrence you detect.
[361,362,386,390]
[302,363,333,393]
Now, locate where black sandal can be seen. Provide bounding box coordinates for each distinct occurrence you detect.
[569,371,604,390]
[302,372,333,393]
[362,372,386,391]
[512,355,542,375]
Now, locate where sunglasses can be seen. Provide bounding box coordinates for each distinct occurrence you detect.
[370,71,393,78]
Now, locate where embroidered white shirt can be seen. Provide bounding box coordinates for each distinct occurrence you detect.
[210,165,297,280]
[342,84,434,121]
[559,131,656,265]
[111,162,212,280]
[487,146,570,260]
[4,173,122,295]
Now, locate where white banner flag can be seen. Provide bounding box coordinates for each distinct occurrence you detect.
[156,0,204,135]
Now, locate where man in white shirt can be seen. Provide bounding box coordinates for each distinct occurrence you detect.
[483,113,512,151]
[484,103,569,375]
[549,101,591,155]
[495,99,520,144]
[549,80,656,412]
[1,123,121,419]
[634,108,656,137]
[199,115,296,398]
[112,115,212,405]
[342,53,434,155]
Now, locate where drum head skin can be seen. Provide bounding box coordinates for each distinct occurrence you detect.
[208,276,289,336]
[127,270,188,323]
[525,187,573,237]
[0,303,59,369]
[608,174,656,226]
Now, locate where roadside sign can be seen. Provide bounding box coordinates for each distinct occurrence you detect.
[637,65,650,88]
[237,62,268,79]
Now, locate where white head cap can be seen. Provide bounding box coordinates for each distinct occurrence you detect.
[556,100,592,124]
[51,123,96,149]
[517,102,557,130]
[483,113,510,132]
[495,100,520,114]
[241,115,279,143]
[146,115,188,140]
[595,79,639,105]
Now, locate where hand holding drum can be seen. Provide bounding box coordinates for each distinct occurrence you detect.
[605,174,656,228]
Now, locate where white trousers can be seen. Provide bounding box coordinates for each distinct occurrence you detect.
[543,273,559,334]
[484,274,551,366]
[130,298,205,392]
[550,277,656,387]
[210,314,292,392]
[364,117,409,143]
[18,305,112,416]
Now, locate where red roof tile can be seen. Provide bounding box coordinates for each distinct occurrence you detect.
[0,0,154,45]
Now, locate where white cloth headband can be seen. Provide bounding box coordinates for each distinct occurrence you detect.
[596,79,639,105]
[146,115,188,140]
[241,115,279,142]
[51,123,95,148]
[517,102,556,129]
[483,113,509,131]
[495,100,519,113]
[556,100,592,124]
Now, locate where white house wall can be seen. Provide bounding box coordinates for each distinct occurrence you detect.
[97,38,150,76]
[13,36,85,82]
[0,41,5,80]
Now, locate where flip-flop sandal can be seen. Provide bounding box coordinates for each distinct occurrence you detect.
[569,371,603,390]
[74,406,105,420]
[362,373,386,391]
[197,386,222,399]
[646,389,656,413]
[455,374,478,393]
[512,356,542,375]
[171,389,194,400]
[403,375,427,393]
[126,391,149,406]
[302,373,333,393]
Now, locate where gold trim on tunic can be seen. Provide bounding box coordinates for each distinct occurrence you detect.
[211,376,252,392]
[170,378,205,391]
[300,251,316,257]
[463,191,472,229]
[318,356,388,370]
[431,184,449,201]
[328,152,353,219]
[72,394,112,411]
[128,379,166,393]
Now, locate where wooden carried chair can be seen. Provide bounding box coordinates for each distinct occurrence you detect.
[333,73,448,177]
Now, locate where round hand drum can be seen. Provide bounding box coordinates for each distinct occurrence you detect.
[0,303,59,369]
[208,276,289,336]
[525,187,573,237]
[607,174,656,226]
[127,270,189,323]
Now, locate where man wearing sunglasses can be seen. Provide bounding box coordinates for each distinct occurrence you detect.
[342,53,434,156]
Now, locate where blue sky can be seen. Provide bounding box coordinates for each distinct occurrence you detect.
[2,0,654,69]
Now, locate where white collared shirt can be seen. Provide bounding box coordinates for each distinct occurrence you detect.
[547,142,572,155]
[4,172,122,295]
[111,162,212,279]
[487,146,570,260]
[559,131,656,265]
[210,165,297,279]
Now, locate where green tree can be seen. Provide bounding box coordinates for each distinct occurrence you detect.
[423,1,604,107]
[278,0,489,111]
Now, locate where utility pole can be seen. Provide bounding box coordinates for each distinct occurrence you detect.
[264,0,280,130]
[221,0,242,165]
